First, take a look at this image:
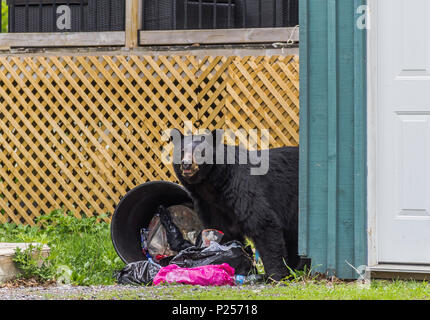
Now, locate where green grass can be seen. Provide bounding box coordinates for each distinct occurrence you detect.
[1,3,7,33]
[0,209,125,286]
[1,209,430,300]
[35,280,430,300]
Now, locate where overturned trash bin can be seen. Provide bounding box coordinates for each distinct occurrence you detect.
[111,181,193,264]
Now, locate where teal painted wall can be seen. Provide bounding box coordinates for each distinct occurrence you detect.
[298,0,367,279]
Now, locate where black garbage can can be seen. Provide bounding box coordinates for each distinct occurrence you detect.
[111,181,192,264]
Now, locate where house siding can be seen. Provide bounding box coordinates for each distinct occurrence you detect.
[298,0,367,279]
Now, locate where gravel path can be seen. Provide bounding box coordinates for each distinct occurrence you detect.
[0,283,268,300]
[0,284,154,300]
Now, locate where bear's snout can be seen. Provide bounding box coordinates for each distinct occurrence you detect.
[180,159,199,177]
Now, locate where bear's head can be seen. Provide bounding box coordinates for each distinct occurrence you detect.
[170,129,222,184]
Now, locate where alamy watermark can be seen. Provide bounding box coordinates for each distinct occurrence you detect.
[56,5,72,30]
[356,4,370,30]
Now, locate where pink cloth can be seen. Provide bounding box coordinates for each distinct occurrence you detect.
[153,263,235,286]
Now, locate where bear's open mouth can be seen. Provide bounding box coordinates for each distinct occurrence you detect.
[181,164,199,177]
[182,169,198,177]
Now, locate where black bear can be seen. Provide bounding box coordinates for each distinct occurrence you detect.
[170,129,299,281]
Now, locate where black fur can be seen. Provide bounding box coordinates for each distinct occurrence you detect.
[171,130,299,280]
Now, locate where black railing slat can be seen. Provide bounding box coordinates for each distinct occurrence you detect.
[213,0,216,29]
[198,0,202,29]
[227,0,231,29]
[39,0,42,32]
[10,2,15,32]
[94,0,97,31]
[273,0,277,27]
[109,0,112,31]
[172,0,176,30]
[184,0,188,29]
[242,0,246,28]
[142,0,145,30]
[258,0,262,28]
[52,0,56,31]
[80,0,84,32]
[67,0,71,31]
[25,0,29,32]
[287,0,293,26]
[156,0,160,30]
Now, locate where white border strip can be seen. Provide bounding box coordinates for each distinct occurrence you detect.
[367,0,379,267]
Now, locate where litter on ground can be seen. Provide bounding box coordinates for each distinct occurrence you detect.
[115,205,260,286]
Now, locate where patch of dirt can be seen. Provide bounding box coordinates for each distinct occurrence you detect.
[0,277,56,289]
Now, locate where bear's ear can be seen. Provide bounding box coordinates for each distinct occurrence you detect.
[169,128,183,144]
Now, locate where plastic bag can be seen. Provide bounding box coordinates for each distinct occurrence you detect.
[167,205,204,244]
[153,263,235,286]
[140,228,151,259]
[146,214,177,259]
[168,241,255,275]
[146,205,205,261]
[202,229,224,247]
[195,229,224,248]
[116,260,162,285]
[158,205,193,252]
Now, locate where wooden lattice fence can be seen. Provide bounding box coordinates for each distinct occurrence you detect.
[0,54,299,225]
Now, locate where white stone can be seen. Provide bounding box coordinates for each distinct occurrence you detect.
[0,243,50,283]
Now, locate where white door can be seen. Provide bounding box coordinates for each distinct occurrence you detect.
[377,0,430,264]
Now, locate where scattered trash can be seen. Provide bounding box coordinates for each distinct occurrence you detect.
[158,205,193,252]
[196,229,224,247]
[145,205,205,263]
[168,240,256,276]
[234,274,266,285]
[115,260,162,285]
[166,204,204,244]
[157,255,176,267]
[255,249,261,262]
[155,254,168,261]
[146,214,177,260]
[140,228,151,259]
[153,263,235,286]
[116,203,261,286]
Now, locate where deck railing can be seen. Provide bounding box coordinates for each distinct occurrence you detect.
[141,0,298,30]
[6,0,125,33]
[0,0,298,48]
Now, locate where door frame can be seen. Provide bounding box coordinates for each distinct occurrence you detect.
[367,0,379,268]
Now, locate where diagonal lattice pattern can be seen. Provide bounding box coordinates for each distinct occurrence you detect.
[0,54,299,224]
[225,55,300,148]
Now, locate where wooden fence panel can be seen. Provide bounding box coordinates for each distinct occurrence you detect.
[0,54,299,225]
[225,55,300,148]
